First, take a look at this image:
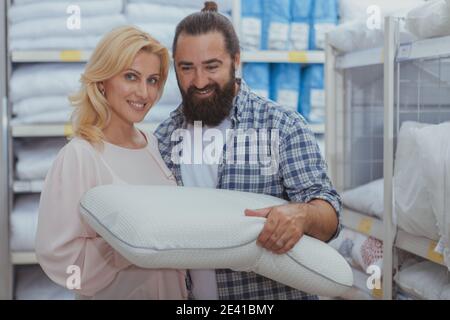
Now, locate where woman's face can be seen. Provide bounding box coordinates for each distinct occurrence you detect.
[100,51,162,126]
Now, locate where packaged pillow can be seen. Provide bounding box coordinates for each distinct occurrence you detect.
[342,178,383,219]
[405,0,450,39]
[394,121,440,241]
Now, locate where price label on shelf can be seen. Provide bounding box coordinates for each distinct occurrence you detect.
[372,287,383,299]
[427,241,444,264]
[60,50,82,62]
[288,51,308,63]
[397,44,412,61]
[64,124,73,137]
[358,217,373,235]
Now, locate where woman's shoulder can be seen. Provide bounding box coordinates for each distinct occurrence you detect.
[58,136,100,163]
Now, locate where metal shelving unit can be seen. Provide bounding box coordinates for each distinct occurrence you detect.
[326,16,450,300]
[0,0,13,300]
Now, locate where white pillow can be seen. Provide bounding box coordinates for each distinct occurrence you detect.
[405,0,450,39]
[394,261,450,300]
[415,122,450,269]
[342,178,384,218]
[339,0,425,24]
[80,185,353,298]
[394,121,440,240]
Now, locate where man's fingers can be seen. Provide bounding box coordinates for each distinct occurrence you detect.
[257,215,279,247]
[245,207,272,217]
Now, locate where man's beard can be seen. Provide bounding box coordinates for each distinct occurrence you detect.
[179,68,236,127]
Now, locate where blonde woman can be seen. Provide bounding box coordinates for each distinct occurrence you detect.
[35,26,187,300]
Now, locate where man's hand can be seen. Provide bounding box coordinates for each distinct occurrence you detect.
[244,203,310,255]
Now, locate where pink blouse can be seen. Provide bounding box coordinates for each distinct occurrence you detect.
[35,132,188,299]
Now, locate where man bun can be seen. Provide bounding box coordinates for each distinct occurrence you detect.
[202,1,218,13]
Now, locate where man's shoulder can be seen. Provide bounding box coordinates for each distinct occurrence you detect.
[154,110,182,144]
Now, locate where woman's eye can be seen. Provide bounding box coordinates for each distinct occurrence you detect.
[148,78,159,85]
[125,73,137,81]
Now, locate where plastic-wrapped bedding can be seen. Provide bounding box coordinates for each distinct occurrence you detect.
[405,0,450,39]
[342,179,384,219]
[394,260,450,300]
[15,138,67,181]
[327,19,416,53]
[80,185,354,298]
[9,0,123,24]
[11,194,40,252]
[13,96,72,117]
[415,122,450,269]
[394,121,440,241]
[127,0,233,12]
[329,227,383,272]
[338,0,425,24]
[10,63,85,103]
[10,35,102,51]
[10,15,126,40]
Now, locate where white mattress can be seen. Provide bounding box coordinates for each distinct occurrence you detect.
[80,185,353,298]
[11,194,40,252]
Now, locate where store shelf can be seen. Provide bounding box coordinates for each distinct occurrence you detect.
[397,35,450,62]
[12,252,37,265]
[395,229,446,267]
[242,50,325,64]
[11,50,91,63]
[13,180,44,193]
[12,122,159,138]
[335,47,383,69]
[341,207,384,241]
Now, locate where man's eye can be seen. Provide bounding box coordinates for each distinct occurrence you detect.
[125,73,137,81]
[207,65,219,71]
[181,66,192,71]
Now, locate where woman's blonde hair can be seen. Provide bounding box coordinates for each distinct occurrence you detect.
[69,25,170,144]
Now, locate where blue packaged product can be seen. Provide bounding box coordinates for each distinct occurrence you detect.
[262,0,291,50]
[300,64,325,123]
[241,0,264,50]
[270,63,301,112]
[289,0,313,50]
[243,63,270,99]
[310,0,338,50]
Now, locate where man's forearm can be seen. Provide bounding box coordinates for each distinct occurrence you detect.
[302,199,339,242]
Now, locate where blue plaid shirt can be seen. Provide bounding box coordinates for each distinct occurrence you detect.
[154,79,341,300]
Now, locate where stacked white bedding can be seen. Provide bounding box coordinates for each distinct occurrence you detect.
[395,260,450,299]
[14,138,67,181]
[15,265,74,300]
[126,1,232,51]
[394,121,450,269]
[10,63,85,124]
[328,0,425,53]
[10,194,40,252]
[9,0,126,51]
[405,0,450,40]
[127,0,233,11]
[343,121,450,271]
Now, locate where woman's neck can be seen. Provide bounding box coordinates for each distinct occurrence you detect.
[102,121,147,149]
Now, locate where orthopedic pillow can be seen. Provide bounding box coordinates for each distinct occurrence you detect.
[80,185,353,297]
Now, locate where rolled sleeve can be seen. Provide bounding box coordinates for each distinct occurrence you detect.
[279,120,342,242]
